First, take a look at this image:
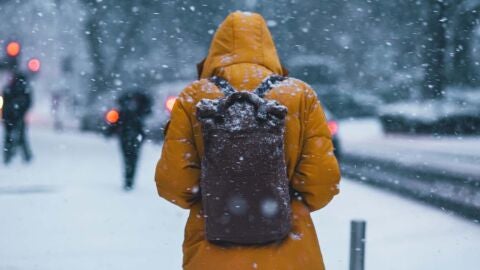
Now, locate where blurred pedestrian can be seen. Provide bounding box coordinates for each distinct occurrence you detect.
[155,11,341,270]
[106,90,152,191]
[2,71,33,164]
[51,90,64,131]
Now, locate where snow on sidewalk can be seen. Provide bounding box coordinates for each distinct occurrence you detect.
[0,127,479,269]
[316,180,480,270]
[0,128,187,269]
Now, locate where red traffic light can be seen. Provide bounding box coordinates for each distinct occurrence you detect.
[165,96,177,113]
[105,109,119,124]
[27,58,41,73]
[6,41,20,57]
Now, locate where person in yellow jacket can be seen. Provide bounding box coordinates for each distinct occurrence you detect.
[155,11,341,270]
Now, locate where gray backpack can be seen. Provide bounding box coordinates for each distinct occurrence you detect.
[196,75,292,245]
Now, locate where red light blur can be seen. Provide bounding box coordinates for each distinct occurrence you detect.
[6,41,20,57]
[105,109,119,124]
[165,96,177,113]
[27,58,41,72]
[328,121,338,136]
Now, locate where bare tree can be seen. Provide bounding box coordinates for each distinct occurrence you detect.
[422,0,448,99]
[81,0,154,101]
[450,3,480,86]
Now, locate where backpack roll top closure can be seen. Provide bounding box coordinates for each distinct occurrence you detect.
[196,75,288,131]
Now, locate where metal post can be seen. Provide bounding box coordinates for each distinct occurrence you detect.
[349,220,366,270]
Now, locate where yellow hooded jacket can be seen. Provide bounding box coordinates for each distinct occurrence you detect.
[155,11,341,270]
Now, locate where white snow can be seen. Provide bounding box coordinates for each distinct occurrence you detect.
[378,99,478,122]
[0,126,479,269]
[316,180,480,270]
[378,88,480,123]
[338,118,480,177]
[0,128,186,270]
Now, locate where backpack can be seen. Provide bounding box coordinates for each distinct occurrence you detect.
[196,75,292,245]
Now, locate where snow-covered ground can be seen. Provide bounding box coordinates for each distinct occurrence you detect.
[338,118,480,177]
[1,127,479,269]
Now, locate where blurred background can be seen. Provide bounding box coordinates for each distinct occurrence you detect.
[0,0,479,269]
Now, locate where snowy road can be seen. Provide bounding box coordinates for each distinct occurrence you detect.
[1,127,479,270]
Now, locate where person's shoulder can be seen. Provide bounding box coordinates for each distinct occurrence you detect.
[177,79,214,107]
[276,77,318,100]
[179,78,217,99]
[181,79,214,94]
[279,77,314,91]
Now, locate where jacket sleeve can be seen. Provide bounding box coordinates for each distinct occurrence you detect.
[291,86,341,212]
[155,88,201,209]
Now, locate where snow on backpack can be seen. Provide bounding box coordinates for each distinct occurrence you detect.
[196,75,292,245]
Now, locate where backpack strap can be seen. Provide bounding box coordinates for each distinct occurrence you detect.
[210,75,285,97]
[210,76,236,96]
[254,75,286,98]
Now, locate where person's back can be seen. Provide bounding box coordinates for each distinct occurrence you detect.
[2,73,31,122]
[117,91,151,136]
[155,11,340,270]
[115,90,152,190]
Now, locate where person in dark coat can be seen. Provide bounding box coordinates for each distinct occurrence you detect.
[2,72,33,164]
[106,90,152,190]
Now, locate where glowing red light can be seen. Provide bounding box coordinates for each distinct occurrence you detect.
[328,121,338,136]
[6,41,20,57]
[27,58,41,72]
[105,109,119,124]
[165,96,177,113]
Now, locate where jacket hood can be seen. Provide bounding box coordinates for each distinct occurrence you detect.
[198,11,286,79]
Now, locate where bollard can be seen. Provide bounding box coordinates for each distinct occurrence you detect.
[349,220,366,270]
